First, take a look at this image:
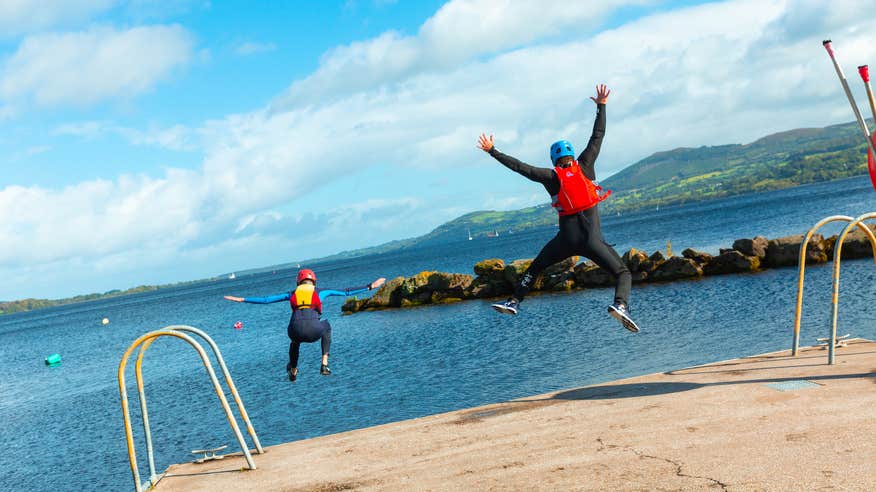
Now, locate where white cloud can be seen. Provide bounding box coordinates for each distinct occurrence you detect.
[235,41,277,56]
[124,124,196,151]
[272,0,652,109]
[0,24,194,107]
[0,0,116,37]
[52,121,109,139]
[24,145,50,156]
[0,167,213,268]
[54,120,198,151]
[5,0,876,299]
[6,144,53,163]
[0,105,15,120]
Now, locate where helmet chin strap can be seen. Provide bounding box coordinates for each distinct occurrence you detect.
[557,160,576,169]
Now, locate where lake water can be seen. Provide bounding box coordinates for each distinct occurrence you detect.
[1,175,875,491]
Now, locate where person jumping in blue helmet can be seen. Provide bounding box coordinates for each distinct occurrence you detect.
[224,269,386,381]
[476,84,639,333]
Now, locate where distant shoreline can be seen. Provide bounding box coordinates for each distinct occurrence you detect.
[0,277,219,316]
[4,174,871,316]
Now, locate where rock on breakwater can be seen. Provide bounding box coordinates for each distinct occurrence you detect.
[342,226,876,314]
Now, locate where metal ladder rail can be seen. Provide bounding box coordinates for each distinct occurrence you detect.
[132,326,264,487]
[119,330,256,492]
[157,326,263,453]
[792,215,876,355]
[829,212,876,364]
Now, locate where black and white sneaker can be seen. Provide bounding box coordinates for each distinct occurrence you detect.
[608,302,640,333]
[320,364,332,376]
[491,298,520,315]
[287,369,297,382]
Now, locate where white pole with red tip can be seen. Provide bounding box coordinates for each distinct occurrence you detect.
[858,65,876,125]
[857,64,876,190]
[823,40,876,156]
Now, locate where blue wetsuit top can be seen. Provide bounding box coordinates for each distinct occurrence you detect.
[241,284,372,304]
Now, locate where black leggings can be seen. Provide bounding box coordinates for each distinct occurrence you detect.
[286,309,332,370]
[515,208,631,305]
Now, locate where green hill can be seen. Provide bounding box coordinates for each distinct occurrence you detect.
[601,120,870,211]
[5,118,873,314]
[302,119,874,262]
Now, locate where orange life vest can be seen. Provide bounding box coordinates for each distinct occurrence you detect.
[290,284,322,314]
[551,162,611,215]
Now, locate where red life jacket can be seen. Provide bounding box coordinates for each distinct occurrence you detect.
[290,284,322,314]
[551,161,611,215]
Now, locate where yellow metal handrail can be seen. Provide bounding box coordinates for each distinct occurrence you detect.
[829,213,876,364]
[119,328,259,492]
[792,215,876,356]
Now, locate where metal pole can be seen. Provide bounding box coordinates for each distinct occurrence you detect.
[119,330,258,492]
[166,325,264,454]
[858,65,876,127]
[135,338,158,485]
[823,41,876,157]
[857,65,876,191]
[829,213,876,364]
[795,217,876,356]
[119,336,147,492]
[793,215,853,355]
[185,331,257,470]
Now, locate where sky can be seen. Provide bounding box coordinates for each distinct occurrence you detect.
[2,0,876,300]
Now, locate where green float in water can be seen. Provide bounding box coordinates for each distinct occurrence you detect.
[45,354,62,366]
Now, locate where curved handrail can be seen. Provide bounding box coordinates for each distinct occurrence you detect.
[792,216,876,355]
[119,330,256,492]
[134,338,158,484]
[164,325,264,454]
[829,212,876,364]
[133,326,264,487]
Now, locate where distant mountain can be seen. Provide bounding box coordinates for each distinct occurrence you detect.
[315,118,872,261]
[601,119,870,211]
[5,118,873,313]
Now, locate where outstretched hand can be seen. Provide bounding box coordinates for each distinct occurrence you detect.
[477,133,494,152]
[224,295,244,302]
[370,277,386,290]
[590,84,610,105]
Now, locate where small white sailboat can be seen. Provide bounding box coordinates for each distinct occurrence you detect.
[467,228,473,241]
[228,272,236,280]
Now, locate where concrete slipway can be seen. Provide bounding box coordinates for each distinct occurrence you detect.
[152,340,876,491]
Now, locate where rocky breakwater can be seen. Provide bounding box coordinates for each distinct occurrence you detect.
[342,225,876,314]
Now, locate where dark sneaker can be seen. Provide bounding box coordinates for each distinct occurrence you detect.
[491,298,520,315]
[608,303,640,333]
[320,364,332,376]
[287,369,297,382]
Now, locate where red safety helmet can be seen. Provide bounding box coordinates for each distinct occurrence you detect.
[297,268,317,284]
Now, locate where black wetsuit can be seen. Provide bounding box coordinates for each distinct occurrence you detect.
[287,309,331,371]
[241,284,372,370]
[488,103,631,306]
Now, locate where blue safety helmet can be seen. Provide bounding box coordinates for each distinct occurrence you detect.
[550,140,575,165]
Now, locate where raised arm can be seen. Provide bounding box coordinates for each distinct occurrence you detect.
[224,292,291,304]
[478,133,555,185]
[577,84,610,180]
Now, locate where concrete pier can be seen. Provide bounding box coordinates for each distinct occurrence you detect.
[153,340,876,491]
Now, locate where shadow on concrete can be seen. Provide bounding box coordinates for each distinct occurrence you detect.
[551,382,703,400]
[665,349,876,376]
[517,372,876,401]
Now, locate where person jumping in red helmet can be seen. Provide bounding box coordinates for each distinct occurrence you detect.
[224,269,385,381]
[476,84,639,332]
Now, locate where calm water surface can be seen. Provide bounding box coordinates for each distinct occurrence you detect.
[1,176,875,491]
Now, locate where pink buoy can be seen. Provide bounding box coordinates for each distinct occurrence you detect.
[233,321,243,330]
